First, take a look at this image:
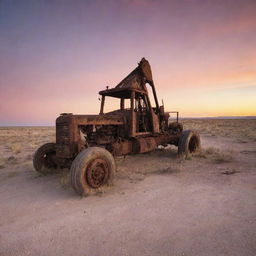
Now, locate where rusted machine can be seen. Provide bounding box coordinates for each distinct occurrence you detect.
[33,58,200,196]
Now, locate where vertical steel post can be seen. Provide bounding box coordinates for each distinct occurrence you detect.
[130,91,136,137]
[100,95,105,114]
[120,98,124,110]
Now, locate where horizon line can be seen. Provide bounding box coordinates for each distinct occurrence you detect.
[1,115,255,127]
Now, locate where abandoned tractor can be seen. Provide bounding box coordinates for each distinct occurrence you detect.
[33,58,200,196]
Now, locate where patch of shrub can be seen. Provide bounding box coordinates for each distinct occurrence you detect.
[10,144,21,154]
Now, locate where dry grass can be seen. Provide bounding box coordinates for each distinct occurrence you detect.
[0,157,5,169]
[10,143,22,154]
[7,171,19,178]
[195,146,234,163]
[58,169,70,189]
[0,126,55,148]
[153,166,181,175]
[7,156,18,164]
[213,151,234,164]
[0,120,253,181]
[0,126,55,169]
[182,119,256,142]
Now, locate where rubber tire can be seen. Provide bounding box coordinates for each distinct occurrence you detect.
[33,143,57,174]
[70,147,116,196]
[178,130,201,157]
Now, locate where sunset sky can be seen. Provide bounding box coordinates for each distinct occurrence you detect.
[0,0,256,125]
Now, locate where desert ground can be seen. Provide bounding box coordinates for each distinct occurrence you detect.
[0,119,255,256]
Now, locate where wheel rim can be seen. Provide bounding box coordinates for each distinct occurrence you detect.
[86,159,109,188]
[188,135,199,153]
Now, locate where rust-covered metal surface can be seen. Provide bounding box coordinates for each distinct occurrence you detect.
[54,58,183,167]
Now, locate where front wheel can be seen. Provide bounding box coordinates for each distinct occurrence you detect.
[178,130,201,157]
[33,143,57,174]
[70,147,116,196]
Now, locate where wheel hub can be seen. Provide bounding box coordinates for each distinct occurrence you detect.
[86,159,109,188]
[189,136,198,153]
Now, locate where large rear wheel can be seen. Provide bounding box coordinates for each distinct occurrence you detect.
[33,143,57,174]
[178,130,201,157]
[70,147,116,196]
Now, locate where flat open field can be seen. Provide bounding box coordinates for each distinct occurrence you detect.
[0,119,255,256]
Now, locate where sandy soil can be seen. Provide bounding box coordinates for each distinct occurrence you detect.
[0,120,255,256]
